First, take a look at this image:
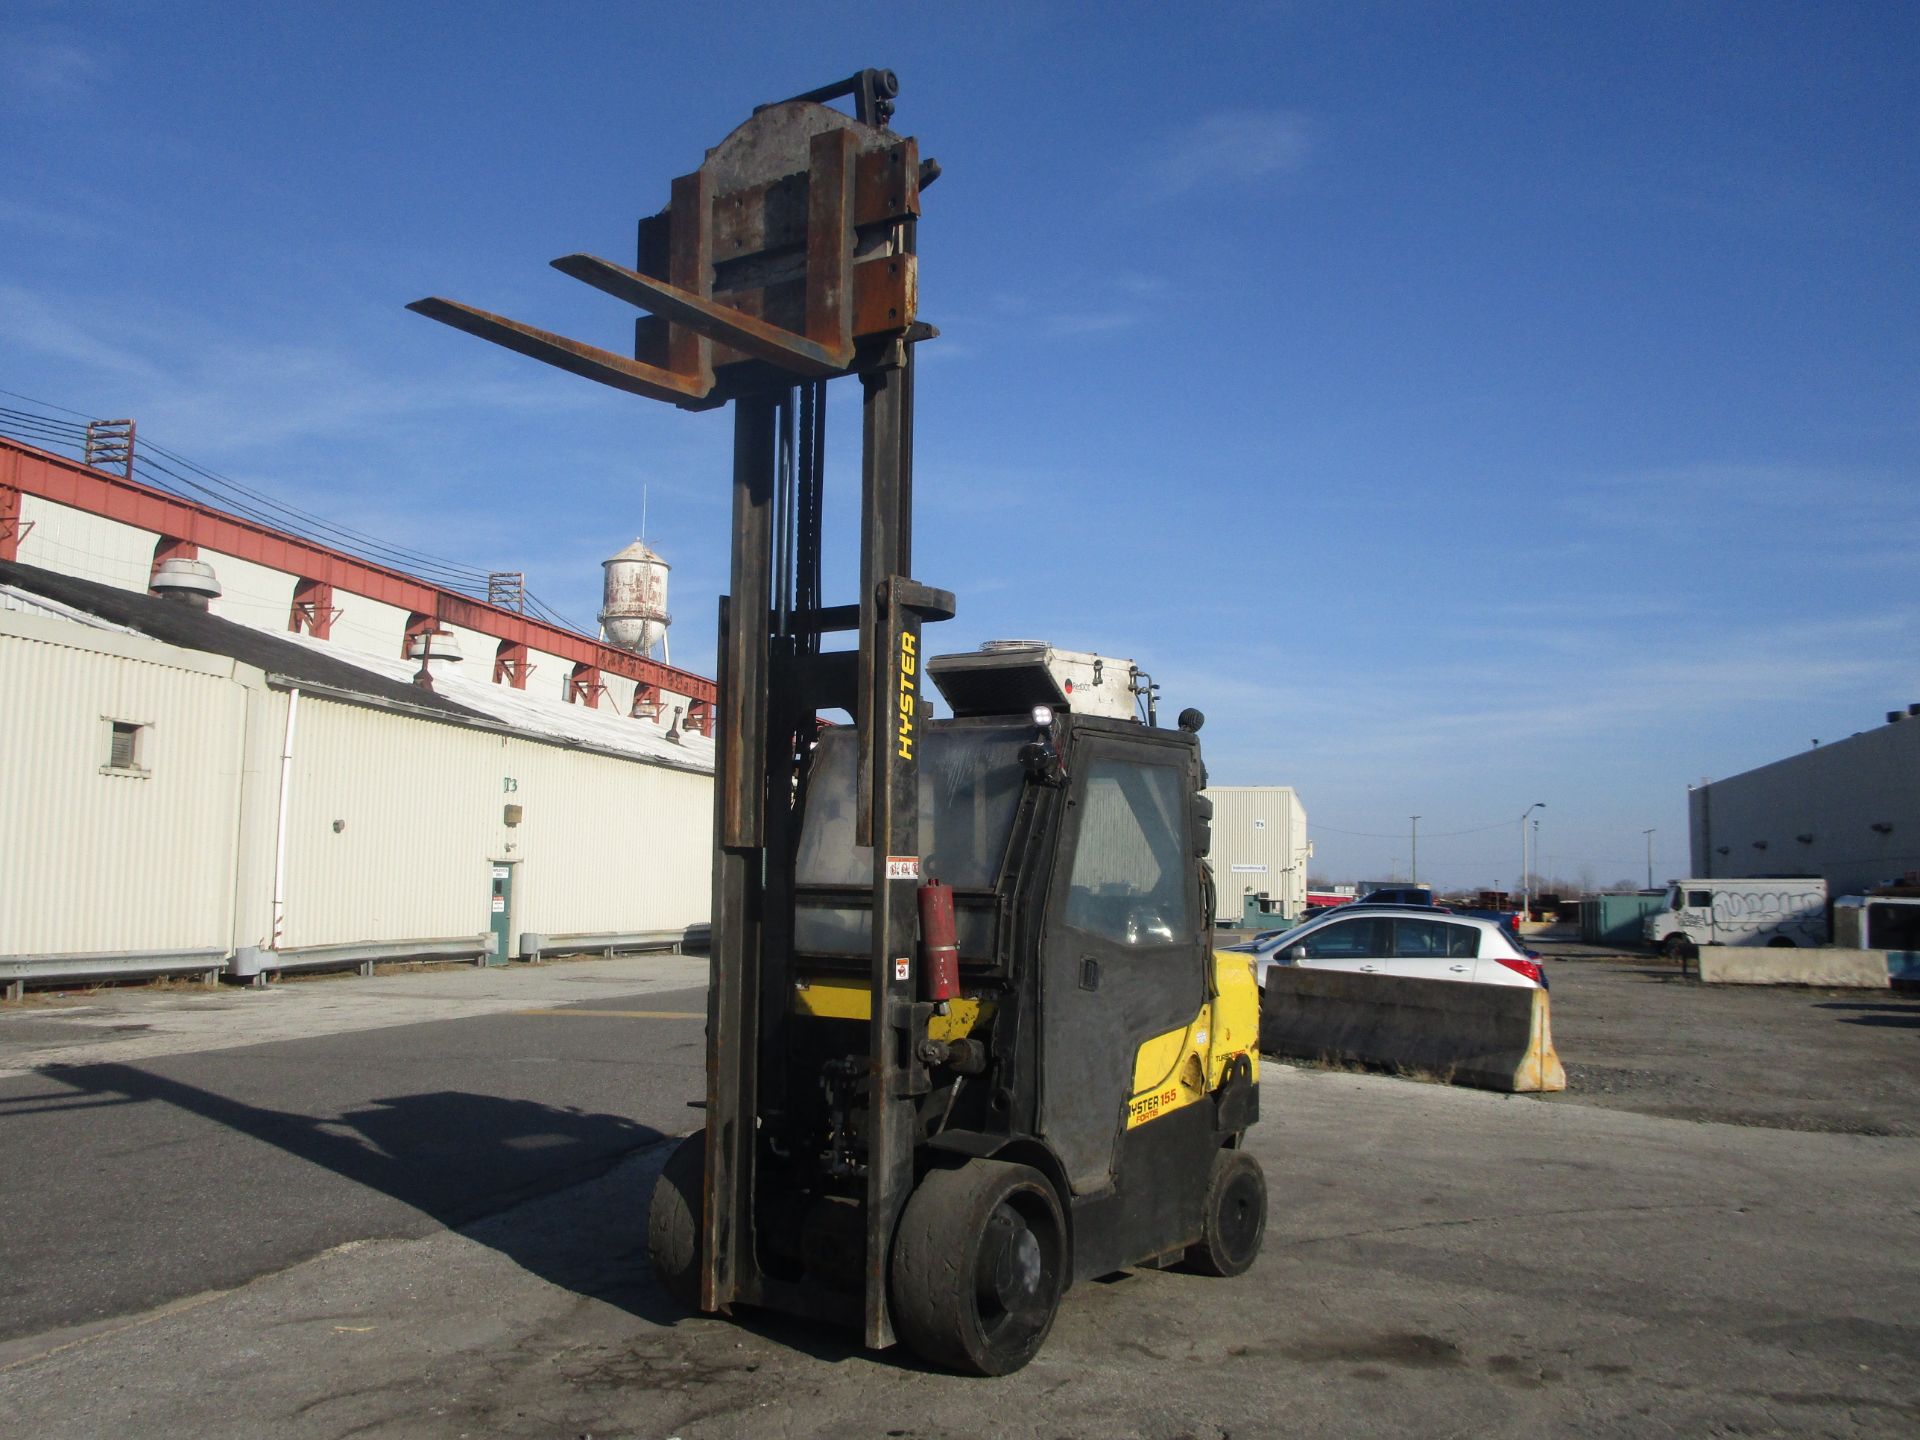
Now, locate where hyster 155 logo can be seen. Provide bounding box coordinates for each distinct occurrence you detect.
[897,630,917,761]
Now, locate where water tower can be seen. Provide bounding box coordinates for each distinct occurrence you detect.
[599,538,671,657]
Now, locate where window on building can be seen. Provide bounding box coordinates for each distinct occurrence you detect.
[103,720,148,775]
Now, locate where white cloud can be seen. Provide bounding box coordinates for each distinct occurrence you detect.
[0,33,108,108]
[0,284,165,380]
[1559,459,1905,523]
[1140,110,1312,200]
[1168,608,1917,781]
[0,198,107,242]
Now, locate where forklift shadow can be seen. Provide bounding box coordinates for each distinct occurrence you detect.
[35,1061,688,1325]
[1812,1001,1920,1030]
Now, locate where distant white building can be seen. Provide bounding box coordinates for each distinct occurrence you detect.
[1688,704,1920,897]
[1202,785,1310,925]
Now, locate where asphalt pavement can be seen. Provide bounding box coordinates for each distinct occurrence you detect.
[1529,939,1920,1135]
[1,950,1916,1438]
[0,959,707,1344]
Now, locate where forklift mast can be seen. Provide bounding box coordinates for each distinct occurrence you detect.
[413,74,1266,1375]
[410,69,952,1346]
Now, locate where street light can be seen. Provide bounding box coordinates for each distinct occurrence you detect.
[1643,828,1656,891]
[1519,802,1546,920]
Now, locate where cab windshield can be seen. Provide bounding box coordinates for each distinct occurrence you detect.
[795,723,1028,892]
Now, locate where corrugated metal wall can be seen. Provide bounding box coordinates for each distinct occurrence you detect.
[1688,718,1920,896]
[199,549,296,635]
[0,622,245,956]
[1204,786,1309,919]
[3,616,714,971]
[279,698,499,948]
[16,496,155,593]
[505,737,711,939]
[280,695,712,951]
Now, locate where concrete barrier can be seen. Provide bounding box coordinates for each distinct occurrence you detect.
[1695,947,1890,988]
[1259,970,1565,1093]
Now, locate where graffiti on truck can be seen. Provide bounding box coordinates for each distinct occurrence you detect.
[1709,888,1825,943]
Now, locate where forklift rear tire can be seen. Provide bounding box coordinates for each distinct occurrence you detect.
[889,1159,1066,1376]
[647,1131,705,1310]
[1183,1147,1267,1278]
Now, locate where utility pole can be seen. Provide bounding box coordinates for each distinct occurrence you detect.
[1410,815,1421,885]
[1643,828,1656,890]
[1519,802,1545,920]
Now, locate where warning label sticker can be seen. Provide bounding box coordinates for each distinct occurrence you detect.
[894,957,911,982]
[885,856,920,881]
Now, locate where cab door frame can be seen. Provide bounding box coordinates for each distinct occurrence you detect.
[1033,726,1209,1195]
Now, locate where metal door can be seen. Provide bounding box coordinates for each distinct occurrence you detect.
[487,863,514,966]
[1037,738,1208,1194]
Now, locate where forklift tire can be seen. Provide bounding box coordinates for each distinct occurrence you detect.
[1183,1147,1267,1278]
[889,1159,1066,1376]
[647,1131,705,1310]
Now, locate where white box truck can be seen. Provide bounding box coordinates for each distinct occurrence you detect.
[1833,891,1920,984]
[1642,877,1828,960]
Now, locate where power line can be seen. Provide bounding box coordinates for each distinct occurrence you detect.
[525,588,593,636]
[4,391,500,586]
[0,387,96,419]
[1310,817,1520,840]
[0,390,616,617]
[128,450,491,592]
[139,442,496,583]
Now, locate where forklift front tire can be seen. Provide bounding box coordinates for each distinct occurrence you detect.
[1183,1147,1267,1278]
[890,1159,1066,1376]
[648,1131,706,1309]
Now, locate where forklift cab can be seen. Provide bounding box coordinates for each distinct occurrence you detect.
[653,670,1266,1375]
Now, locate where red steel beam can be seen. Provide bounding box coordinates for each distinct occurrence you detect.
[0,436,715,704]
[0,480,24,563]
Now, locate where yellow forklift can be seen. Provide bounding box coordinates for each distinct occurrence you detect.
[412,69,1265,1375]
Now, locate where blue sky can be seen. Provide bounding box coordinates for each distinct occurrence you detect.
[4,2,1916,891]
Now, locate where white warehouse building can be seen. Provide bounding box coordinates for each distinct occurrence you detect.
[0,562,714,993]
[1688,703,1920,897]
[1202,785,1310,926]
[1,428,717,994]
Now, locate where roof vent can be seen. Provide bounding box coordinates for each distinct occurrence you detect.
[1889,711,1904,724]
[149,557,222,609]
[406,629,463,689]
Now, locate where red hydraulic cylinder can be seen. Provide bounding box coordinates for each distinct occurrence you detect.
[917,880,960,1002]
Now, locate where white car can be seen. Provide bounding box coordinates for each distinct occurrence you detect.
[1229,906,1545,989]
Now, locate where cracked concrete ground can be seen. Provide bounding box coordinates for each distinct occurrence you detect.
[1,952,1916,1437]
[4,1068,1917,1436]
